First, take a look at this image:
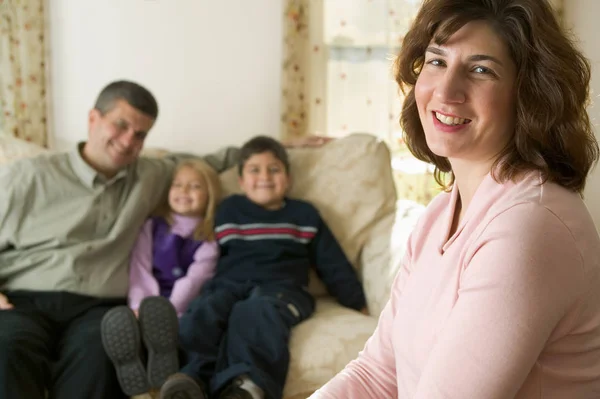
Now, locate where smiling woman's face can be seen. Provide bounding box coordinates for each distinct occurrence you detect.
[415,20,517,165]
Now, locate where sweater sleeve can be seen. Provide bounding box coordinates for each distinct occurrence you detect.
[128,220,160,310]
[0,164,20,254]
[310,215,366,310]
[410,203,584,398]
[169,240,219,316]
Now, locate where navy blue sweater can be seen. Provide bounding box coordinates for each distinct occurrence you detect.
[213,195,366,310]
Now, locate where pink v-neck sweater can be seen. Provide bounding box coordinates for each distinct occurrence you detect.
[312,172,600,398]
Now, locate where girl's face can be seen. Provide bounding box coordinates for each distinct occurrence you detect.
[168,166,209,217]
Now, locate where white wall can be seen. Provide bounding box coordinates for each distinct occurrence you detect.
[47,0,283,153]
[565,0,600,227]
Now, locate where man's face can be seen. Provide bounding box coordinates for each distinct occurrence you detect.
[84,99,154,177]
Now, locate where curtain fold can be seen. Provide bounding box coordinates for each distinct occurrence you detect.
[281,0,313,141]
[0,0,48,147]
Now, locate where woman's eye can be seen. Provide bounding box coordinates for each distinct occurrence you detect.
[473,66,492,75]
[426,58,444,67]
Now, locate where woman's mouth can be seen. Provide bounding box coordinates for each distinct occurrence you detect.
[434,111,471,126]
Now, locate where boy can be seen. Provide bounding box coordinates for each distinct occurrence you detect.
[160,136,367,399]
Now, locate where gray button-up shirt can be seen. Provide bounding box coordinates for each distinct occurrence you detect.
[0,144,239,298]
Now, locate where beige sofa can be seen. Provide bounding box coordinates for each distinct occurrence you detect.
[0,133,425,398]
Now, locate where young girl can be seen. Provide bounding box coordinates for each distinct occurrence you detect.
[128,158,221,317]
[101,159,221,397]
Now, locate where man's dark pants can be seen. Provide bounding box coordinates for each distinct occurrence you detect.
[0,290,127,399]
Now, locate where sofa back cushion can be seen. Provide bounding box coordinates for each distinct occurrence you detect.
[0,134,48,165]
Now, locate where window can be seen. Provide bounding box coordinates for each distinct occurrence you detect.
[313,0,437,204]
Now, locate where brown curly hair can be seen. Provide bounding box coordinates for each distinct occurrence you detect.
[395,0,598,193]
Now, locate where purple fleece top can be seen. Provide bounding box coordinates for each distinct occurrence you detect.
[128,214,219,316]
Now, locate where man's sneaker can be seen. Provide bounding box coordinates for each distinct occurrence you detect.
[218,379,254,399]
[159,373,208,399]
[139,296,180,389]
[101,306,150,396]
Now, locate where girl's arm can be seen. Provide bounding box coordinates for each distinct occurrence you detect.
[169,241,219,316]
[128,220,160,311]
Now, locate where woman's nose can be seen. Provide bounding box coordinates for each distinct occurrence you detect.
[435,68,466,104]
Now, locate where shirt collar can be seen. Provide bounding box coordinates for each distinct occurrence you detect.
[69,142,129,188]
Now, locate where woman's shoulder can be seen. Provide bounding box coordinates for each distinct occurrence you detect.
[476,172,599,268]
[490,172,591,229]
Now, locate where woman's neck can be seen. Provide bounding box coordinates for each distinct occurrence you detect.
[450,158,494,220]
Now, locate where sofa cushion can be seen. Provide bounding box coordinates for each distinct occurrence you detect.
[360,199,426,316]
[284,298,378,397]
[0,133,48,165]
[219,133,398,298]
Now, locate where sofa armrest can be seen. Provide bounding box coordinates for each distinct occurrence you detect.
[360,199,425,317]
[0,134,48,165]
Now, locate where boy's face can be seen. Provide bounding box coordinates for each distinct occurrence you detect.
[239,151,290,210]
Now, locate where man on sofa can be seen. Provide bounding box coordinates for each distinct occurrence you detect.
[0,80,329,399]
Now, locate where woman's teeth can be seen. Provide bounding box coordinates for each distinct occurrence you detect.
[435,112,469,126]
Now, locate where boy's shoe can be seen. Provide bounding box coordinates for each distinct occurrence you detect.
[101,305,150,396]
[159,373,208,399]
[139,296,180,389]
[218,379,254,399]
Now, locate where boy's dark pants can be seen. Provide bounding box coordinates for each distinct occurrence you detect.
[179,279,315,399]
[0,290,127,399]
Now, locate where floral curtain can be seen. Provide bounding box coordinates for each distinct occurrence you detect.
[0,0,48,147]
[282,0,565,205]
[281,0,311,141]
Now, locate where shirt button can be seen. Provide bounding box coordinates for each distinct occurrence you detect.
[86,245,92,251]
[172,267,183,277]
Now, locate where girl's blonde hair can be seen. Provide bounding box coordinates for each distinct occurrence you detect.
[154,159,222,241]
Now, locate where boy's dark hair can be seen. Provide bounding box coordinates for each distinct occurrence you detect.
[94,80,159,119]
[237,136,290,176]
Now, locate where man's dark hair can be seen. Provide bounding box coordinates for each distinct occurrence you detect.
[238,136,290,176]
[93,80,159,119]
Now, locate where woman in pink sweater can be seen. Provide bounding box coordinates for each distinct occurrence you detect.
[312,0,600,398]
